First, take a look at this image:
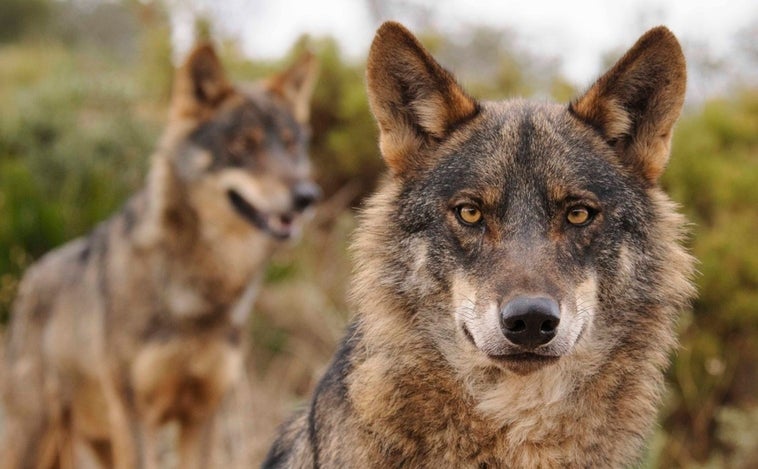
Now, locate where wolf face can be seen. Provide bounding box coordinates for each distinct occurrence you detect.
[162,45,320,243]
[432,103,615,375]
[362,23,689,376]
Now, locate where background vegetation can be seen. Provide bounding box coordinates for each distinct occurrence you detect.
[0,1,755,467]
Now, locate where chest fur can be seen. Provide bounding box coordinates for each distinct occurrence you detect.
[346,353,623,468]
[131,336,243,425]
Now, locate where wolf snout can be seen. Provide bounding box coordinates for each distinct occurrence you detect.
[292,181,321,212]
[500,297,560,348]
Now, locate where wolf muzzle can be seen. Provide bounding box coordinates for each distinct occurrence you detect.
[226,179,320,240]
[291,180,321,213]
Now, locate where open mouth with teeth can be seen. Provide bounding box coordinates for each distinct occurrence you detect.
[227,189,298,240]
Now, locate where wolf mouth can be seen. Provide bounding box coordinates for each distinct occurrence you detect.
[227,189,297,240]
[487,352,560,374]
[487,353,560,364]
[463,323,560,372]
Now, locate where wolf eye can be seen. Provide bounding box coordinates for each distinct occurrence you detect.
[566,206,593,226]
[456,204,483,226]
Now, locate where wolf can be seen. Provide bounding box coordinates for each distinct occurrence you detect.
[1,43,319,469]
[263,22,696,468]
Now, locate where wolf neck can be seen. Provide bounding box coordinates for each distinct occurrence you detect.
[125,154,272,323]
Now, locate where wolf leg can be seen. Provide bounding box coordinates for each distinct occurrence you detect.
[0,412,63,469]
[101,375,160,469]
[178,416,214,469]
[84,438,114,468]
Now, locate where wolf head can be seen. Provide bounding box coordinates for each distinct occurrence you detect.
[356,22,694,377]
[146,43,320,245]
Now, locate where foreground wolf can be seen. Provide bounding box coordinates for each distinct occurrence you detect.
[1,44,318,468]
[264,22,695,468]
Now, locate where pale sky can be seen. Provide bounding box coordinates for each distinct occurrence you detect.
[168,0,757,99]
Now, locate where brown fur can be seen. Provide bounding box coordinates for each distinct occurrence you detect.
[365,23,479,176]
[570,27,686,183]
[1,43,318,468]
[263,22,695,468]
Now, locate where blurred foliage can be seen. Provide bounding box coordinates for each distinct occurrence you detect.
[424,26,576,101]
[0,0,51,43]
[0,1,756,467]
[658,90,758,468]
[0,1,166,324]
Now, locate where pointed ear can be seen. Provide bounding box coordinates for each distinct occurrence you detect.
[366,21,479,176]
[570,26,686,184]
[171,43,233,119]
[267,51,319,123]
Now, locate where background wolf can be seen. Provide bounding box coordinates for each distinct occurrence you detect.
[0,43,318,468]
[264,22,696,468]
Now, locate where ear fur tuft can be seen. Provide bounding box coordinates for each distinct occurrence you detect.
[570,26,687,183]
[366,21,479,176]
[267,51,320,123]
[171,43,232,120]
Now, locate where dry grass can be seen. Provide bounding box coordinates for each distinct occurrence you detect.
[212,205,356,466]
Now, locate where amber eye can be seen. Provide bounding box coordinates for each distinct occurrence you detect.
[456,204,483,225]
[566,206,592,226]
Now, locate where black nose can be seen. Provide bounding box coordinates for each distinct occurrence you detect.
[500,297,560,348]
[292,181,321,212]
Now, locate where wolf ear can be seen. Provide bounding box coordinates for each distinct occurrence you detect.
[367,21,479,176]
[570,26,686,184]
[171,43,232,119]
[267,51,319,123]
